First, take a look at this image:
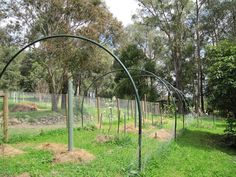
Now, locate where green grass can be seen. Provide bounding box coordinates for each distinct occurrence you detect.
[0,127,158,176]
[0,116,235,176]
[141,118,236,177]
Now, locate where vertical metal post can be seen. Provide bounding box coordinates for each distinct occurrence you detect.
[131,100,134,119]
[174,99,177,140]
[183,102,185,129]
[142,101,145,125]
[124,112,126,134]
[68,79,74,151]
[65,94,68,128]
[135,98,137,128]
[127,100,129,120]
[151,103,154,126]
[96,96,100,124]
[144,94,147,122]
[3,92,8,142]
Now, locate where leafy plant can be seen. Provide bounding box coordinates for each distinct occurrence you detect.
[224,118,236,147]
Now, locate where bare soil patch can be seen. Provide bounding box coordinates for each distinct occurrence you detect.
[0,144,24,156]
[96,135,114,143]
[149,129,173,141]
[125,125,137,133]
[15,172,30,177]
[38,143,95,164]
[11,103,38,112]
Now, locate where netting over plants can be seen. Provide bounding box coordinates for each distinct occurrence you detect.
[0,89,195,176]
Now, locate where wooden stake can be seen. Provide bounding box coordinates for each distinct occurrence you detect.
[155,132,157,139]
[144,94,147,122]
[117,110,120,134]
[142,101,145,125]
[131,100,134,119]
[116,97,120,119]
[100,113,103,129]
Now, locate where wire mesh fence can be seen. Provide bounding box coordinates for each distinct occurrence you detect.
[0,91,195,176]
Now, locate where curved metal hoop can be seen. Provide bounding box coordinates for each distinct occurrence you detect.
[80,69,189,139]
[0,34,143,170]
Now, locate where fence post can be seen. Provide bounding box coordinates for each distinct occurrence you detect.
[117,110,120,134]
[160,103,163,125]
[144,94,147,122]
[127,100,129,120]
[3,92,8,143]
[108,107,112,133]
[116,97,120,119]
[183,102,185,129]
[65,94,68,128]
[142,101,145,125]
[124,112,126,134]
[100,113,103,129]
[96,96,100,124]
[68,79,74,151]
[130,100,133,119]
[134,98,137,128]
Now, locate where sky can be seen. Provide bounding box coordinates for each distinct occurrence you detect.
[104,0,139,26]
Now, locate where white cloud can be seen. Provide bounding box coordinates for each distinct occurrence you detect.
[104,0,139,26]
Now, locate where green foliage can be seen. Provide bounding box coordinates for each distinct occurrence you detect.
[0,0,123,103]
[142,118,236,177]
[114,44,160,100]
[206,40,236,118]
[224,118,236,147]
[0,46,24,90]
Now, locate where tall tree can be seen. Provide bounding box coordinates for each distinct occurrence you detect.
[194,0,206,114]
[136,0,193,111]
[1,0,123,111]
[206,40,236,118]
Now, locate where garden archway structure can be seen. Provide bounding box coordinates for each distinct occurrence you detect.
[0,34,143,170]
[80,69,189,139]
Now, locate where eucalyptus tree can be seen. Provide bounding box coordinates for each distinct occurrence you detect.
[1,0,123,111]
[135,0,194,111]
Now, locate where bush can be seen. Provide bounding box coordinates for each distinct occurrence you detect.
[224,118,236,147]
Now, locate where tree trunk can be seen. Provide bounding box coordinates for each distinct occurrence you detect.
[51,93,59,112]
[173,40,183,113]
[200,69,204,113]
[61,78,68,110]
[196,0,204,114]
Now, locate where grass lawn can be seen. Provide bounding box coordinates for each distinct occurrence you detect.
[142,118,236,177]
[0,123,160,176]
[0,117,235,176]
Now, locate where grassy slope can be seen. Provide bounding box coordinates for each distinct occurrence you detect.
[142,118,236,177]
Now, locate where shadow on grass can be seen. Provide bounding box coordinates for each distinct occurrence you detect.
[176,129,236,156]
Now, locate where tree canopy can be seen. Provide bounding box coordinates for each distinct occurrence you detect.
[206,40,236,118]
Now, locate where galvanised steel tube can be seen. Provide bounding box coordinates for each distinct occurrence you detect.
[81,69,183,139]
[0,34,143,170]
[68,78,74,151]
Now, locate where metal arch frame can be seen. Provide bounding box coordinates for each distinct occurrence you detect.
[80,69,189,139]
[116,73,189,112]
[0,34,143,170]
